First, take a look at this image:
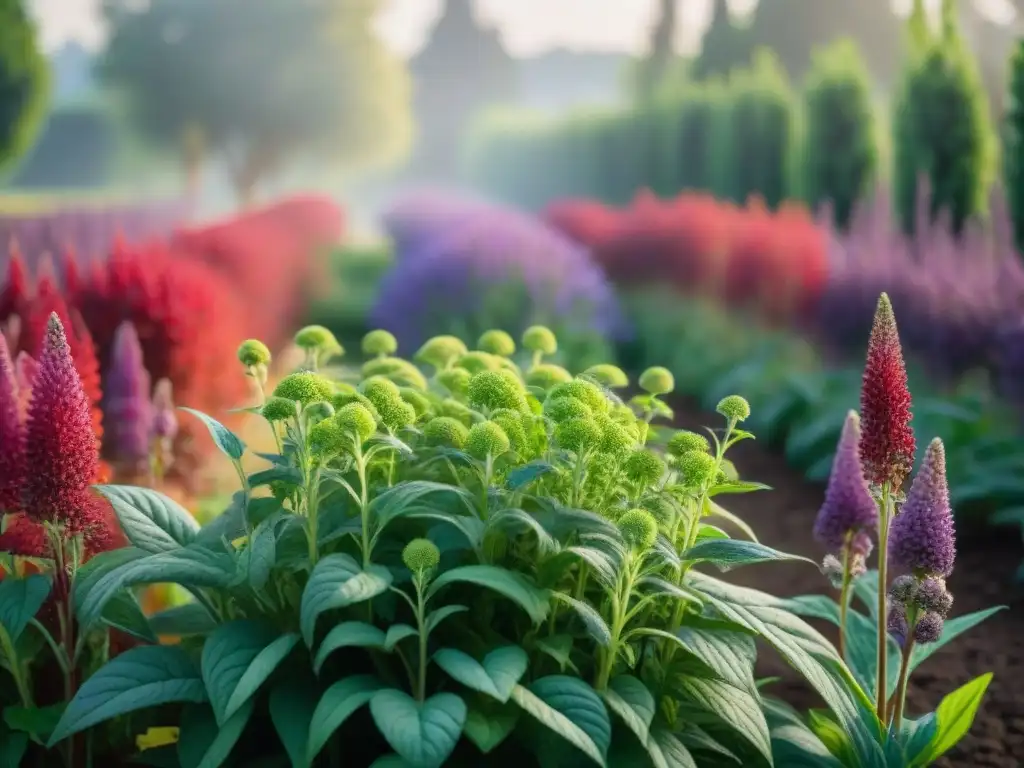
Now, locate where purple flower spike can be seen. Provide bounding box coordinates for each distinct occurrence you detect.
[889,438,956,578]
[813,411,878,552]
[104,321,153,466]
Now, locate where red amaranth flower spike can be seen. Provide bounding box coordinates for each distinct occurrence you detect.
[21,314,98,531]
[0,245,32,323]
[0,334,25,513]
[14,351,37,420]
[858,293,915,491]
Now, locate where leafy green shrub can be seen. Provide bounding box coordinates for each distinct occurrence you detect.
[1004,40,1024,250]
[892,6,993,234]
[2,319,998,766]
[801,39,878,229]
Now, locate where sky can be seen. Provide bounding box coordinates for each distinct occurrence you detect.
[29,0,1018,57]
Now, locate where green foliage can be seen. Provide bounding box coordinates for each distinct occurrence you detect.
[1004,40,1024,250]
[6,104,120,188]
[892,8,994,234]
[0,0,49,174]
[691,0,752,82]
[99,0,412,202]
[801,38,878,229]
[2,319,998,765]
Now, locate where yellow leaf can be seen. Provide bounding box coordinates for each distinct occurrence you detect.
[136,726,180,751]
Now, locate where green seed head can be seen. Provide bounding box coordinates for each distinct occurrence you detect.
[467,369,528,413]
[522,325,557,355]
[273,372,335,406]
[491,408,528,451]
[639,366,675,396]
[582,364,629,389]
[402,538,441,572]
[361,357,428,391]
[360,376,403,411]
[466,421,511,460]
[309,418,346,458]
[423,416,470,449]
[295,325,341,353]
[525,363,574,390]
[415,335,469,370]
[667,430,711,458]
[437,367,472,397]
[455,351,503,374]
[677,450,718,487]
[336,403,377,444]
[599,419,637,459]
[554,417,602,453]
[716,395,751,423]
[548,379,609,415]
[544,396,591,423]
[438,398,475,426]
[399,388,432,420]
[237,339,271,367]
[618,508,659,551]
[331,391,380,423]
[261,396,297,423]
[362,329,398,358]
[477,330,516,357]
[624,449,667,486]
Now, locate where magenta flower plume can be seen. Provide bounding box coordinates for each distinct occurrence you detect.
[814,411,878,553]
[21,313,99,531]
[859,294,915,491]
[104,321,153,466]
[889,438,956,578]
[0,334,25,513]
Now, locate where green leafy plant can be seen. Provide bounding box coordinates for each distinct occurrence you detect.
[3,318,998,766]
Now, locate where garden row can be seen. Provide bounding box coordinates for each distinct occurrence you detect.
[0,195,344,494]
[466,3,1018,246]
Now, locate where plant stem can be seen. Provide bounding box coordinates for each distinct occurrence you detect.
[875,482,892,720]
[416,579,428,702]
[354,443,372,568]
[306,468,321,566]
[838,543,853,662]
[892,634,916,731]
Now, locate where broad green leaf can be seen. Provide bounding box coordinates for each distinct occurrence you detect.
[149,602,219,637]
[49,646,206,744]
[0,720,27,766]
[676,675,772,764]
[177,700,254,768]
[0,574,51,643]
[237,512,281,591]
[427,565,550,625]
[306,676,384,762]
[706,501,759,542]
[425,605,469,635]
[201,620,298,725]
[694,524,730,543]
[674,624,757,694]
[599,676,656,747]
[551,593,612,647]
[314,622,386,673]
[370,481,476,534]
[269,675,318,768]
[369,689,466,768]
[914,673,992,766]
[101,591,157,644]
[463,700,519,754]
[682,539,815,570]
[3,703,65,743]
[75,546,236,630]
[807,710,857,766]
[247,465,303,489]
[900,713,937,767]
[385,624,418,651]
[909,607,1006,674]
[179,407,246,461]
[95,485,199,552]
[505,461,557,491]
[648,727,698,768]
[300,553,393,646]
[433,646,528,703]
[369,757,416,768]
[511,676,610,767]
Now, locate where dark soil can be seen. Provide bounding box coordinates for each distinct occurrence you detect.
[671,401,1024,768]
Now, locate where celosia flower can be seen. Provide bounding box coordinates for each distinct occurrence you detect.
[859,294,915,490]
[104,321,153,467]
[813,411,878,553]
[21,314,99,532]
[14,352,37,419]
[0,334,25,513]
[888,438,955,578]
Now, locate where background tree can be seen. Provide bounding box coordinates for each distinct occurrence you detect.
[0,0,50,174]
[634,0,677,102]
[691,0,751,82]
[100,0,413,206]
[891,0,994,234]
[801,38,878,229]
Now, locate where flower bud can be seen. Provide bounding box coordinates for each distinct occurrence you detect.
[423,416,470,449]
[624,449,666,487]
[639,366,674,396]
[309,419,346,459]
[554,417,601,453]
[525,363,573,390]
[468,370,528,413]
[676,450,717,487]
[261,396,297,423]
[522,325,557,356]
[887,603,909,646]
[466,421,511,460]
[545,396,591,423]
[402,538,441,572]
[548,379,608,414]
[438,398,474,426]
[237,339,272,368]
[491,409,528,453]
[598,419,635,459]
[415,335,468,370]
[399,388,432,421]
[820,554,844,589]
[295,325,341,353]
[273,372,334,407]
[438,367,472,398]
[618,508,658,551]
[912,578,953,618]
[336,403,377,445]
[913,612,944,644]
[667,430,710,458]
[582,364,628,389]
[888,574,918,604]
[455,351,503,374]
[361,357,428,391]
[362,330,398,358]
[477,330,516,357]
[716,395,750,423]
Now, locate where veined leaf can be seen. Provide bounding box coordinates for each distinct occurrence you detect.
[433,646,528,703]
[599,676,656,747]
[269,675,318,768]
[0,574,51,644]
[149,603,219,637]
[682,539,815,571]
[511,677,609,767]
[427,565,550,625]
[179,408,246,461]
[96,485,199,553]
[369,689,466,768]
[913,673,992,767]
[300,553,392,646]
[177,700,254,768]
[306,676,384,762]
[313,622,386,674]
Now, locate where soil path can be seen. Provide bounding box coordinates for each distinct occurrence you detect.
[671,401,1024,768]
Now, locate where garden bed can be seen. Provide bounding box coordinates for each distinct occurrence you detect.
[670,398,1024,767]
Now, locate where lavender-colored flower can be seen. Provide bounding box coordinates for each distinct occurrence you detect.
[151,378,178,442]
[104,321,153,466]
[912,577,953,618]
[813,411,877,552]
[913,612,944,644]
[887,603,909,646]
[888,438,956,578]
